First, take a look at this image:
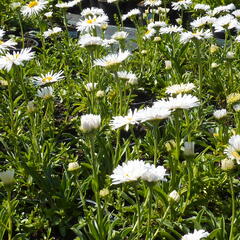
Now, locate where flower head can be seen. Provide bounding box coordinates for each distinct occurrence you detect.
[110,160,147,184]
[110,109,138,131]
[144,0,162,7]
[0,48,34,72]
[80,114,101,133]
[180,29,212,44]
[76,15,108,33]
[0,39,17,53]
[78,34,105,48]
[94,50,131,69]
[43,27,62,38]
[33,70,64,86]
[153,94,200,110]
[37,86,54,99]
[166,83,195,95]
[172,0,192,11]
[141,163,168,182]
[136,107,171,122]
[213,109,227,119]
[21,0,48,17]
[182,229,209,240]
[122,9,141,21]
[224,135,240,164]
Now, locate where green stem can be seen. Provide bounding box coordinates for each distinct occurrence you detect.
[195,41,202,99]
[17,12,24,48]
[7,189,12,240]
[229,175,235,240]
[152,122,159,166]
[133,184,141,237]
[146,186,152,240]
[89,135,103,237]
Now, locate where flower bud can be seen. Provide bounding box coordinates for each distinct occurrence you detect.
[226,51,234,59]
[96,90,105,98]
[165,60,172,70]
[221,158,235,171]
[100,188,109,197]
[211,62,219,68]
[80,114,101,133]
[184,141,195,157]
[169,190,180,202]
[0,170,15,185]
[27,100,36,113]
[68,162,80,172]
[210,44,219,54]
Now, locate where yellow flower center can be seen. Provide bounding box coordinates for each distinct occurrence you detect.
[42,76,53,83]
[145,30,151,35]
[232,151,240,160]
[28,1,38,8]
[87,18,96,24]
[0,40,3,45]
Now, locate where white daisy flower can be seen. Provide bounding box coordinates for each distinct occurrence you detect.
[76,15,109,33]
[190,16,216,29]
[21,0,48,17]
[213,14,240,32]
[0,29,5,39]
[0,169,15,185]
[37,86,54,99]
[80,114,101,132]
[160,25,183,34]
[143,28,156,39]
[136,107,171,122]
[180,29,212,44]
[141,163,168,182]
[0,48,34,72]
[144,0,162,7]
[147,21,167,30]
[172,0,192,11]
[81,7,105,17]
[166,83,195,95]
[0,39,17,53]
[112,31,128,40]
[212,3,235,16]
[44,11,53,18]
[107,0,118,3]
[110,160,147,184]
[224,135,240,164]
[110,109,139,131]
[55,1,77,8]
[94,50,131,68]
[232,9,240,18]
[194,4,210,11]
[78,34,105,47]
[153,94,200,110]
[103,39,118,46]
[213,109,227,119]
[122,8,141,21]
[182,229,209,240]
[117,71,137,81]
[33,70,64,85]
[43,27,62,38]
[36,88,50,102]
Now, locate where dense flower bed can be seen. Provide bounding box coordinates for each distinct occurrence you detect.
[1,0,240,239]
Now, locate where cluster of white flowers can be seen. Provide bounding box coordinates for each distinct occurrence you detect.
[110,93,199,131]
[224,135,240,164]
[110,159,167,184]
